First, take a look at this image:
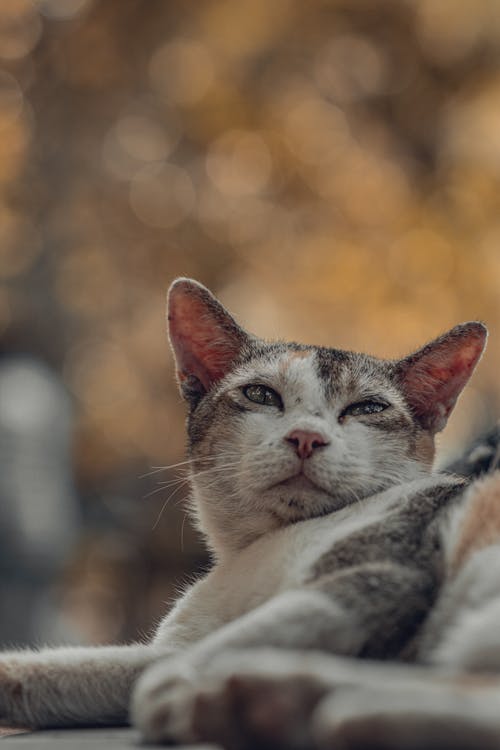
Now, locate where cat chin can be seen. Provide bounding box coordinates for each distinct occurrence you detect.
[265,477,343,524]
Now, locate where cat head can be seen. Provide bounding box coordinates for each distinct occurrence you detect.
[168,278,487,558]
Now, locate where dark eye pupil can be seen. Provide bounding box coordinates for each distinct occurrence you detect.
[361,402,383,414]
[246,385,265,403]
[243,385,281,407]
[344,400,388,417]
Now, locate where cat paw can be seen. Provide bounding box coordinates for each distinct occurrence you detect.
[190,662,326,750]
[132,658,199,744]
[133,650,330,748]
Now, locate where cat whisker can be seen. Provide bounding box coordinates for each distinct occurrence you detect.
[138,453,241,479]
[142,460,243,500]
[138,461,195,479]
[150,462,243,527]
[147,462,246,524]
[180,513,188,552]
[200,468,270,497]
[188,461,242,484]
[142,481,189,501]
[152,480,192,530]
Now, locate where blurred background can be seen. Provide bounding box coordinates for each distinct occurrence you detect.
[0,0,499,648]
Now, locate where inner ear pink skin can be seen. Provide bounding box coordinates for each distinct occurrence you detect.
[398,322,487,434]
[168,278,248,391]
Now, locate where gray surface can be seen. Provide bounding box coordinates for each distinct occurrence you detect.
[0,728,140,747]
[0,728,218,749]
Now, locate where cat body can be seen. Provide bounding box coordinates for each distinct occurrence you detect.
[154,474,463,660]
[0,278,498,750]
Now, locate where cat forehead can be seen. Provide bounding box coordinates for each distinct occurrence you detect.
[225,344,396,399]
[231,348,326,391]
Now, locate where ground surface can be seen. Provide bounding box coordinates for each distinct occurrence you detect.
[0,727,219,749]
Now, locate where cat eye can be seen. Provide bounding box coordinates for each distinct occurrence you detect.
[242,384,283,408]
[340,399,389,419]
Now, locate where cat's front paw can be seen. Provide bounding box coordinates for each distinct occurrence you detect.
[189,660,327,750]
[132,650,330,748]
[132,658,199,744]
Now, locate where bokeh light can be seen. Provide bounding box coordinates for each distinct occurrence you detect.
[129,162,196,228]
[149,40,216,106]
[206,130,272,196]
[36,0,93,21]
[0,0,41,61]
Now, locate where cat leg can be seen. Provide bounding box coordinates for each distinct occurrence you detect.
[132,564,433,743]
[134,647,500,750]
[313,678,500,750]
[0,643,162,728]
[179,648,335,750]
[178,650,434,750]
[132,588,363,743]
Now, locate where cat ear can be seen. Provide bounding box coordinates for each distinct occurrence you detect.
[167,278,250,397]
[395,322,487,434]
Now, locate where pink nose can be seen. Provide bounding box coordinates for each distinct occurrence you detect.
[285,429,329,460]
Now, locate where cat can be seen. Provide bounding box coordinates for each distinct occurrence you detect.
[0,277,499,750]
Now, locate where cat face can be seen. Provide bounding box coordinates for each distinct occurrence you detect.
[167,278,487,557]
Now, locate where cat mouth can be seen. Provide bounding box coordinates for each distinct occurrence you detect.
[271,472,334,501]
[274,474,321,492]
[268,473,334,524]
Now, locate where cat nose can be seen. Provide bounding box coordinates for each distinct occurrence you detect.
[285,429,330,460]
